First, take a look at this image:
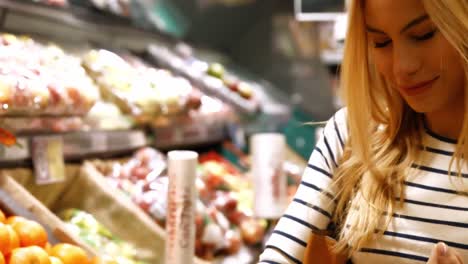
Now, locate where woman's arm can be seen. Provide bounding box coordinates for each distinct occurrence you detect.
[258,108,348,264]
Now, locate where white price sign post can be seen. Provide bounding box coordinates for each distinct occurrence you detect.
[251,133,288,219]
[165,151,198,264]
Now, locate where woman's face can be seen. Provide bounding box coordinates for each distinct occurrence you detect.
[364,0,465,114]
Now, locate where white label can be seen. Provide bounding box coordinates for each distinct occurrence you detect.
[251,133,287,219]
[165,151,198,264]
[32,136,65,185]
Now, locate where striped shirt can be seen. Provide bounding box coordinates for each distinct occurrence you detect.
[259,108,468,264]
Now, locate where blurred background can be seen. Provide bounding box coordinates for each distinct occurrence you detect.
[0,0,348,263]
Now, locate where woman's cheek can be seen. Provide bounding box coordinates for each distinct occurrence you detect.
[372,51,394,83]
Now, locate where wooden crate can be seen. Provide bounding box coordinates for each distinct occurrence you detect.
[1,164,210,264]
[0,170,98,258]
[78,163,209,264]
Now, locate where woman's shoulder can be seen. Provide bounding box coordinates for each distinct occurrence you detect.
[322,107,348,140]
[332,107,348,126]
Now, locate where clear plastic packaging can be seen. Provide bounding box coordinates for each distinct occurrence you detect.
[0,34,99,117]
[82,49,201,121]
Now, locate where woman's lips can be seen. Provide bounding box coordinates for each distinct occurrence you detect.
[399,76,440,96]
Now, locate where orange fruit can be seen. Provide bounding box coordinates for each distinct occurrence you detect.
[8,246,50,264]
[49,244,88,264]
[90,256,118,264]
[44,242,52,254]
[28,246,50,263]
[5,217,27,226]
[49,256,64,264]
[0,224,19,255]
[8,220,48,247]
[0,211,6,224]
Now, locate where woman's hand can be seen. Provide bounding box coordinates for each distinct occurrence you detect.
[427,243,464,264]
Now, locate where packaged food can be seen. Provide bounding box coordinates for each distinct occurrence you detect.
[82,50,200,121]
[0,34,99,117]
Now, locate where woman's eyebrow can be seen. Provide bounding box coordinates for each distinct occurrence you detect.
[400,14,429,34]
[365,14,429,35]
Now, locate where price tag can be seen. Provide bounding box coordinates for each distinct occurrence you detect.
[32,136,65,185]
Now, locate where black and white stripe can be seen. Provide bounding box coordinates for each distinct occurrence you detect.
[360,248,428,262]
[398,198,468,211]
[259,108,467,264]
[300,181,337,201]
[314,146,331,170]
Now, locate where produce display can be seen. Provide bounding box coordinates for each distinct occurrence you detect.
[82,49,202,121]
[0,209,94,264]
[0,33,99,117]
[173,44,256,101]
[93,148,268,261]
[147,44,261,113]
[0,2,301,263]
[84,101,134,131]
[206,63,254,100]
[59,209,146,264]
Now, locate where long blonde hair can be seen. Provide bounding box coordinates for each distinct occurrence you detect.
[332,0,468,254]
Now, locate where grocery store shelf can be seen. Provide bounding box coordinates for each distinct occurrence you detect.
[0,130,147,164]
[1,0,116,31]
[0,0,173,51]
[152,120,227,150]
[147,45,260,115]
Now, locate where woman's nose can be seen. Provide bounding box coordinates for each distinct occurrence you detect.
[393,45,422,84]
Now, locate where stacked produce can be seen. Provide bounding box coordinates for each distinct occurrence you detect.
[84,102,134,131]
[93,148,267,261]
[0,209,100,264]
[59,209,146,264]
[0,33,99,117]
[195,152,266,260]
[206,63,254,100]
[82,49,202,121]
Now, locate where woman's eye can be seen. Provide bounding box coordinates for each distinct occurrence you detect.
[374,40,392,48]
[414,30,436,41]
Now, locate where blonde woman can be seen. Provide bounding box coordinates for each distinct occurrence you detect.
[259,0,467,263]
